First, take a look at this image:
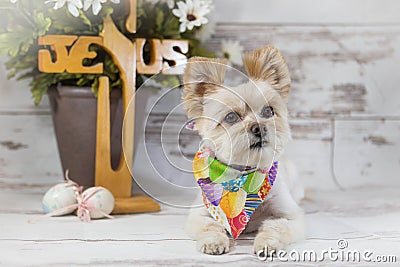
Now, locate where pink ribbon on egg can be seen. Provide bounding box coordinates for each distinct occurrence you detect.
[65,170,83,195]
[76,187,114,222]
[28,172,114,223]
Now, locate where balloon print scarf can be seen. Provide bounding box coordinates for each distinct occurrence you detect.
[193,149,278,239]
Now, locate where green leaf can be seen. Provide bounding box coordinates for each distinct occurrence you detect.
[159,75,180,88]
[155,10,164,32]
[91,78,99,97]
[191,45,215,58]
[16,70,35,81]
[162,17,180,37]
[0,28,35,56]
[99,6,114,18]
[78,9,92,27]
[7,69,17,79]
[33,12,52,35]
[76,77,87,86]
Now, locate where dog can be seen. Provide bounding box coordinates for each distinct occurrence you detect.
[181,45,304,255]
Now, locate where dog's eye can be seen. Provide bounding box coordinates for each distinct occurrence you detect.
[261,106,274,118]
[224,112,240,124]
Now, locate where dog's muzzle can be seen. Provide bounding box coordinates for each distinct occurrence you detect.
[249,123,268,149]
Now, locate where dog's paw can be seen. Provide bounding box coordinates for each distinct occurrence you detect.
[253,231,285,255]
[197,232,230,255]
[253,219,290,255]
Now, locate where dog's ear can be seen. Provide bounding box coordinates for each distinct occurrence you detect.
[243,45,291,101]
[182,57,228,119]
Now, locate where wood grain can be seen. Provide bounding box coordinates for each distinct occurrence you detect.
[0,115,62,191]
[38,35,103,73]
[1,187,400,265]
[213,0,400,24]
[206,25,400,118]
[95,16,136,198]
[334,119,400,188]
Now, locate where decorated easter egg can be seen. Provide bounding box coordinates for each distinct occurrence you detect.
[42,183,78,216]
[82,187,114,219]
[219,188,247,218]
[243,171,266,194]
[193,152,209,180]
[207,204,232,236]
[208,157,239,183]
[228,210,248,239]
[197,177,223,206]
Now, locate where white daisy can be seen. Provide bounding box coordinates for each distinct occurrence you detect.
[172,0,210,33]
[219,40,244,66]
[83,0,119,15]
[46,0,83,17]
[83,0,105,15]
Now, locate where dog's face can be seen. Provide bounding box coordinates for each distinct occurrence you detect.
[182,46,291,169]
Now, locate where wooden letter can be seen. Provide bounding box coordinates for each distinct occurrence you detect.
[38,35,77,73]
[68,36,103,74]
[161,40,189,74]
[97,15,160,213]
[126,0,137,33]
[96,15,135,198]
[39,35,103,74]
[136,38,163,74]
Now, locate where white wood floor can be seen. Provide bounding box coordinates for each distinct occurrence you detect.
[1,184,399,266]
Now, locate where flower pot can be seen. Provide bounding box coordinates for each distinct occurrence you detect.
[47,85,123,187]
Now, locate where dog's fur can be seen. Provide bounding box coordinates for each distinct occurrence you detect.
[182,45,304,255]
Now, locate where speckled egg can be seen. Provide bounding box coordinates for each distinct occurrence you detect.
[42,183,78,216]
[82,187,114,219]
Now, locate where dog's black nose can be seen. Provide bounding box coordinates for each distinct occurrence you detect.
[250,123,267,137]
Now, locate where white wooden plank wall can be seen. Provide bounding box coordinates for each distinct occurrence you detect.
[202,24,400,189]
[213,0,400,25]
[0,0,399,194]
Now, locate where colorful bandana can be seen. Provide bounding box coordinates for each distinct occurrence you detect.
[193,149,278,239]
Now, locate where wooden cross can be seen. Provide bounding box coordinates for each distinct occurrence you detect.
[38,0,189,214]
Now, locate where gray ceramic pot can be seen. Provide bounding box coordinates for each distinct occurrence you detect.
[47,85,123,187]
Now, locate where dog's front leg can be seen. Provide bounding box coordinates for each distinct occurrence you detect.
[185,206,230,255]
[253,182,304,255]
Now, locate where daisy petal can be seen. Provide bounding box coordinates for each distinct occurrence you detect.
[83,0,91,11]
[176,1,188,13]
[187,22,195,30]
[172,8,183,18]
[186,0,193,12]
[70,0,83,8]
[67,3,80,16]
[179,22,187,33]
[92,1,102,15]
[54,0,67,10]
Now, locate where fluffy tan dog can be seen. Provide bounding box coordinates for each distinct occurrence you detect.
[182,45,304,255]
